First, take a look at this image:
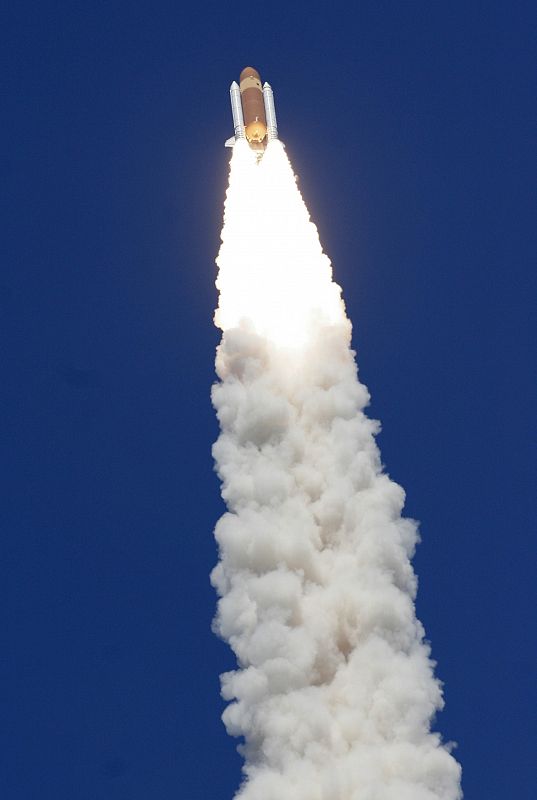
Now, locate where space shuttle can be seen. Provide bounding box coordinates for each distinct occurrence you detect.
[225,67,278,158]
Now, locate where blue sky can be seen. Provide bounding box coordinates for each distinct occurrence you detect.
[2,1,535,797]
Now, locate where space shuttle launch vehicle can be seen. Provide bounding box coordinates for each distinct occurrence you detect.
[225,67,279,157]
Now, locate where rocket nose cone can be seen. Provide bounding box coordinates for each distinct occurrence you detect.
[263,82,272,89]
[240,66,261,82]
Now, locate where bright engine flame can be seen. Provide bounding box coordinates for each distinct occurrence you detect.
[215,141,346,347]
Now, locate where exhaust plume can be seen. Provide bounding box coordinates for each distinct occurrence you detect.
[211,140,462,799]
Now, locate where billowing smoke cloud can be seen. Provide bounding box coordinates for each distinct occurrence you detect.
[211,140,462,799]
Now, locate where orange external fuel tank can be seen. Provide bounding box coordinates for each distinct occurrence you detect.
[239,67,267,143]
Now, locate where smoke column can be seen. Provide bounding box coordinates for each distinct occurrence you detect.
[211,140,462,799]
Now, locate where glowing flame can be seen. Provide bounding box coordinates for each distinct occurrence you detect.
[215,141,346,347]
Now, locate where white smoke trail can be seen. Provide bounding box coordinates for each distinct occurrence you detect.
[212,140,462,799]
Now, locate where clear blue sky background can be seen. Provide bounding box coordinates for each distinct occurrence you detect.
[3,1,535,797]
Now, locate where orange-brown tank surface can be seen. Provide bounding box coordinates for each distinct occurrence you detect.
[239,67,267,143]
